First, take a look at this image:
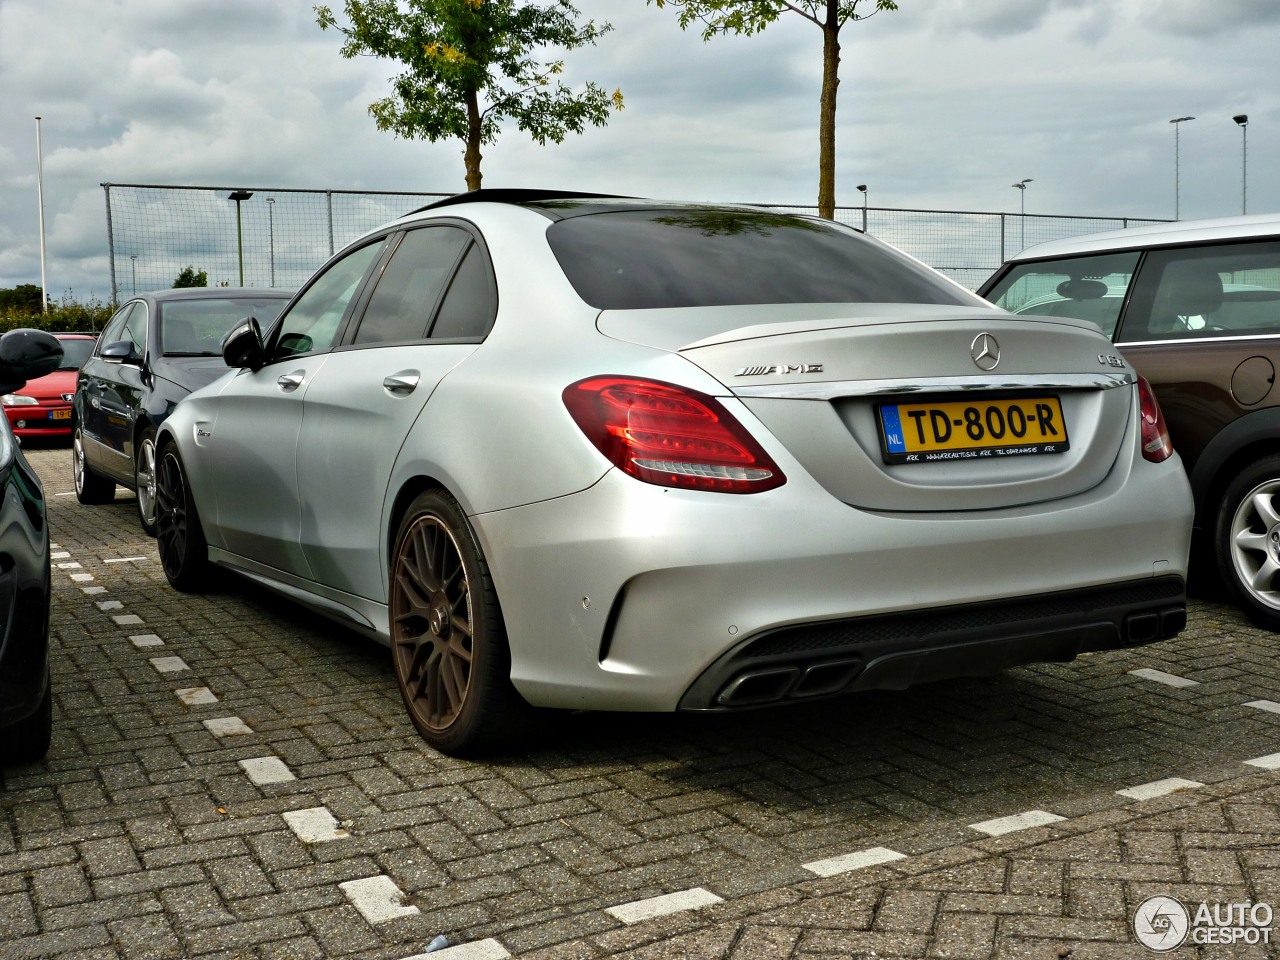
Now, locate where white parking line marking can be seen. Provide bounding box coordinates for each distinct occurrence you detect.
[239,756,296,785]
[130,634,164,648]
[56,561,82,569]
[176,687,218,705]
[95,600,123,611]
[803,846,907,877]
[204,717,253,737]
[149,656,189,674]
[397,940,512,960]
[605,887,724,924]
[70,573,94,582]
[51,550,70,559]
[82,585,106,595]
[339,875,420,924]
[104,556,149,563]
[969,810,1066,836]
[283,807,349,843]
[1245,700,1280,714]
[1244,752,1280,770]
[112,614,144,625]
[1116,777,1204,800]
[1129,668,1199,688]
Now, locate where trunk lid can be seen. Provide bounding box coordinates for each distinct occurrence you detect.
[599,304,1135,511]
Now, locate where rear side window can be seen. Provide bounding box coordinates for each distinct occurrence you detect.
[1120,241,1280,342]
[983,252,1139,338]
[354,227,471,345]
[547,209,981,310]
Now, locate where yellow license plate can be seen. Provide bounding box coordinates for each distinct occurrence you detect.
[50,409,72,420]
[879,396,1069,463]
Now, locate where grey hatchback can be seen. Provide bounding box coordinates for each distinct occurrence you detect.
[980,214,1280,629]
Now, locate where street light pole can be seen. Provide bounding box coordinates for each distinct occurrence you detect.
[1012,179,1033,250]
[856,184,868,232]
[130,255,137,295]
[228,190,253,285]
[1169,116,1194,220]
[266,197,276,287]
[1233,114,1249,214]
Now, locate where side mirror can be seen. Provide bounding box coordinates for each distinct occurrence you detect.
[222,316,265,371]
[101,340,142,365]
[0,328,62,394]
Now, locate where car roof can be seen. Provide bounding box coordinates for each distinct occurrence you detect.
[1009,212,1280,262]
[130,287,295,302]
[407,189,786,223]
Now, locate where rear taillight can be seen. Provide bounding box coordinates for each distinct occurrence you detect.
[1138,375,1174,463]
[563,376,786,493]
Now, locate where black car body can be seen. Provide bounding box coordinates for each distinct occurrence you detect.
[72,287,292,533]
[0,329,64,763]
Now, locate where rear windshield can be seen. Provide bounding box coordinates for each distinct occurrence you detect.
[159,298,289,356]
[546,209,982,310]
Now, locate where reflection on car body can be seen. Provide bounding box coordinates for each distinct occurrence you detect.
[152,191,1194,757]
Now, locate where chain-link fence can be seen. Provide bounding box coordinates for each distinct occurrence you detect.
[102,182,1168,300]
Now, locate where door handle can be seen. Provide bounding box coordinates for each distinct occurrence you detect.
[277,370,306,391]
[382,371,421,395]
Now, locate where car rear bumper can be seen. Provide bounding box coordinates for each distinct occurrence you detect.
[476,445,1194,713]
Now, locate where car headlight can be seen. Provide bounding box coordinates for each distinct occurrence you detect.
[1,394,38,406]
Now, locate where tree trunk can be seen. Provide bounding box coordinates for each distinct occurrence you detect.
[817,1,841,220]
[464,89,483,191]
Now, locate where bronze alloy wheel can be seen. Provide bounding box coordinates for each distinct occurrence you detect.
[390,489,519,755]
[154,444,208,591]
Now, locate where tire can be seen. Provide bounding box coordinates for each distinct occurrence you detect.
[72,425,115,505]
[154,441,209,591]
[0,671,52,763]
[389,489,527,757]
[134,426,159,536]
[1214,454,1280,631]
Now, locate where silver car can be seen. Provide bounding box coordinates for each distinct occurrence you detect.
[153,192,1194,756]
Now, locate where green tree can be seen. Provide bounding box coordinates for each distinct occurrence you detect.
[0,284,48,313]
[315,0,624,191]
[650,0,898,220]
[173,266,209,288]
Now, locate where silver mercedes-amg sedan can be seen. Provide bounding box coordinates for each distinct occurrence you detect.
[153,191,1194,756]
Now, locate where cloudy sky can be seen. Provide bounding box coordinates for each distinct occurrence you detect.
[1,0,1277,300]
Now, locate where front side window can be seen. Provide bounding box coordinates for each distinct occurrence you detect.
[272,240,384,360]
[547,208,983,310]
[983,251,1139,338]
[96,303,136,356]
[1121,241,1280,342]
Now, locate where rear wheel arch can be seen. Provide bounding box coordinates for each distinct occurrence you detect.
[1190,408,1280,518]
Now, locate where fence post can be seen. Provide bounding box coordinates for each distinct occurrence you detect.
[326,191,335,257]
[103,183,118,304]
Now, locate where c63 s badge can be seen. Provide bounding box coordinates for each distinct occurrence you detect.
[735,363,824,377]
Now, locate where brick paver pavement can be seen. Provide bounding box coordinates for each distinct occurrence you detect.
[3,445,1279,959]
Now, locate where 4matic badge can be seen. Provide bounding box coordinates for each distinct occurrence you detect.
[734,363,824,377]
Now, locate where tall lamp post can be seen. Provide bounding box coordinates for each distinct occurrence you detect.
[1170,116,1194,220]
[1233,114,1249,214]
[266,197,276,287]
[130,255,137,295]
[228,190,253,285]
[856,184,868,232]
[1012,178,1033,250]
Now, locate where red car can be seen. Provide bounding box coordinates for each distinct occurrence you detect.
[2,333,96,439]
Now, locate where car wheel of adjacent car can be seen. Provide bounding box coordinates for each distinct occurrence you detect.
[1215,454,1280,631]
[0,670,52,763]
[135,426,159,536]
[390,489,525,756]
[72,425,115,505]
[154,442,209,591]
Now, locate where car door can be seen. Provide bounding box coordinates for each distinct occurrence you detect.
[203,239,387,575]
[294,224,497,601]
[78,300,147,482]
